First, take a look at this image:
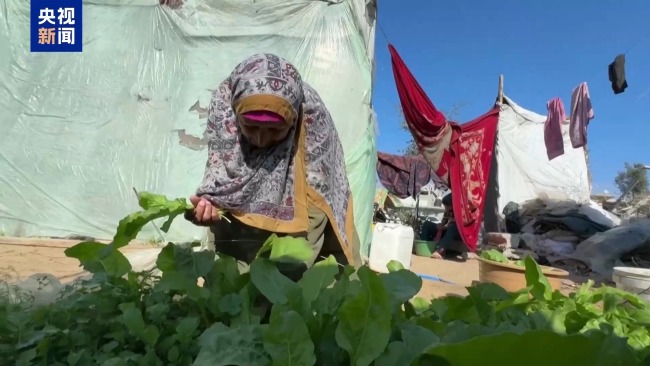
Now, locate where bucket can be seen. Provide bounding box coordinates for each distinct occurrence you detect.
[413,240,436,257]
[478,258,569,292]
[613,267,650,302]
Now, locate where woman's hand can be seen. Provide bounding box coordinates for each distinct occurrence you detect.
[187,195,221,226]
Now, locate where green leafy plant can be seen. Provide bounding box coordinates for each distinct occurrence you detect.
[481,249,526,267]
[1,193,650,365]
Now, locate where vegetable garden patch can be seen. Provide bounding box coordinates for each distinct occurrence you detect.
[1,193,649,365]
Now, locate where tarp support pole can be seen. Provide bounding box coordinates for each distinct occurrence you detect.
[497,74,504,104]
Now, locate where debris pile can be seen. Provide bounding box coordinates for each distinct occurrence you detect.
[483,198,650,279]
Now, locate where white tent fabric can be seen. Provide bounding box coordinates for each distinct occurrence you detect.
[0,0,378,257]
[495,96,591,213]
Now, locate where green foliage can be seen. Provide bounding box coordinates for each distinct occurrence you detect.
[480,249,527,267]
[615,163,650,200]
[2,193,650,365]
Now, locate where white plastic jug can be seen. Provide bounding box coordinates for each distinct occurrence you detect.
[369,223,414,273]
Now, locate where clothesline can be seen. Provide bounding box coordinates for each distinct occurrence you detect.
[376,21,649,102]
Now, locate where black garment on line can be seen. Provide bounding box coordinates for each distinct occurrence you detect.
[608,54,628,94]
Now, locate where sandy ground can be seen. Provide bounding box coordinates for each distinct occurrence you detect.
[0,237,157,283]
[411,255,476,298]
[0,237,491,300]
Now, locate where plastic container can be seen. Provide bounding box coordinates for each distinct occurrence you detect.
[369,223,414,273]
[477,258,569,292]
[413,240,436,257]
[613,267,650,302]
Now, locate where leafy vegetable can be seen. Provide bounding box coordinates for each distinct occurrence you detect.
[480,249,510,263]
[2,192,650,365]
[481,249,527,267]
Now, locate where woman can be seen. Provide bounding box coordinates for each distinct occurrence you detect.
[431,193,468,261]
[187,53,361,277]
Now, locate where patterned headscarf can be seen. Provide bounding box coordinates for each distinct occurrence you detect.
[196,54,357,261]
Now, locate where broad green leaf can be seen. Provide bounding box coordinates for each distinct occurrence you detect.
[230,283,261,326]
[155,243,176,273]
[537,306,569,334]
[170,245,215,278]
[250,258,300,305]
[312,316,348,364]
[138,191,192,211]
[167,346,180,363]
[255,234,313,263]
[374,342,407,366]
[113,192,191,248]
[438,321,524,344]
[335,266,392,366]
[154,243,215,299]
[386,260,404,272]
[194,323,270,366]
[466,282,511,301]
[64,241,131,277]
[480,249,510,264]
[433,296,481,324]
[315,274,352,316]
[376,322,439,366]
[218,294,242,316]
[593,285,647,308]
[67,350,86,366]
[269,236,313,263]
[524,256,552,301]
[427,330,638,366]
[100,359,127,366]
[120,305,160,346]
[205,255,245,295]
[466,282,511,322]
[380,269,422,310]
[16,349,37,366]
[256,234,277,258]
[263,310,316,366]
[299,255,339,304]
[399,322,439,355]
[176,317,200,340]
[409,297,431,315]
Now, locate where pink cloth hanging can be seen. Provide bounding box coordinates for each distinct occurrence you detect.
[569,82,595,148]
[544,98,566,160]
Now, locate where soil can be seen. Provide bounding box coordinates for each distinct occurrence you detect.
[0,236,579,300]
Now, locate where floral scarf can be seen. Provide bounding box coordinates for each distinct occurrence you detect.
[196,53,354,252]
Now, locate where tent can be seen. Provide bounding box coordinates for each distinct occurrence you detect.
[0,0,378,258]
[389,45,590,249]
[491,96,590,216]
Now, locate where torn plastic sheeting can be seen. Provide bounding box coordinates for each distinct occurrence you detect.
[0,0,377,257]
[570,218,650,277]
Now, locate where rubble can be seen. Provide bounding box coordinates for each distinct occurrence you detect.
[481,198,650,280]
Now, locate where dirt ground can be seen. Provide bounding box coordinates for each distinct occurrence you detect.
[0,237,157,284]
[411,255,476,298]
[1,236,549,300]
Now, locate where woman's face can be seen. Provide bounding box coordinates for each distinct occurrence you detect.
[239,117,291,148]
